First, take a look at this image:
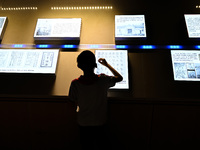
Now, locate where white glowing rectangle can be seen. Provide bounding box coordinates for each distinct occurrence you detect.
[171,50,200,81]
[0,49,59,74]
[0,17,7,40]
[115,15,146,38]
[95,50,129,89]
[34,18,81,40]
[184,14,200,38]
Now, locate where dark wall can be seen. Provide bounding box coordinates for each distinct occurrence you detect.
[1,97,200,150]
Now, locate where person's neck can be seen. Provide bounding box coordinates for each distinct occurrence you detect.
[83,71,95,77]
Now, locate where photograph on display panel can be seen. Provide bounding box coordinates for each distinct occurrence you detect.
[34,18,81,40]
[95,50,129,89]
[171,50,200,81]
[115,15,146,38]
[184,14,200,38]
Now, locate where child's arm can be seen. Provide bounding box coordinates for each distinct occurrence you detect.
[98,58,123,82]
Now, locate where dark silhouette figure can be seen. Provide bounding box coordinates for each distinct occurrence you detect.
[69,50,123,150]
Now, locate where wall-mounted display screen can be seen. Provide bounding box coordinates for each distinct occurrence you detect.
[95,50,129,89]
[0,49,59,74]
[0,17,7,40]
[115,15,146,38]
[184,14,200,38]
[34,18,81,40]
[171,50,200,81]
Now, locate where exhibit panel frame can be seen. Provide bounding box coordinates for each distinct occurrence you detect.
[0,49,59,74]
[171,50,200,81]
[34,18,82,41]
[115,15,147,38]
[184,14,200,38]
[95,49,129,89]
[0,17,8,40]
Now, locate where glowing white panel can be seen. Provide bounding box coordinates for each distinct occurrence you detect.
[171,50,200,81]
[34,18,81,40]
[184,14,200,38]
[0,17,7,40]
[115,15,146,38]
[95,50,129,89]
[0,49,59,74]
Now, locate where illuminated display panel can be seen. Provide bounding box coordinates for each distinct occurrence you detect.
[0,17,7,40]
[171,50,200,81]
[95,50,129,89]
[184,14,200,38]
[0,49,59,74]
[115,15,146,38]
[34,18,81,40]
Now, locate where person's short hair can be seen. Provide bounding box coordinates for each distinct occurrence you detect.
[77,50,97,70]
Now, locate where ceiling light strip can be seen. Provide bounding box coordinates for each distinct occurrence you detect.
[51,6,113,10]
[196,5,200,8]
[1,7,38,11]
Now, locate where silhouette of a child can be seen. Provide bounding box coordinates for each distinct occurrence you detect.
[69,50,123,150]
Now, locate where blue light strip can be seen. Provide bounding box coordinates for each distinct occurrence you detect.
[61,45,76,48]
[12,44,25,48]
[195,45,200,49]
[140,45,155,49]
[167,45,182,49]
[115,45,128,49]
[2,44,200,50]
[36,44,51,48]
[89,45,100,49]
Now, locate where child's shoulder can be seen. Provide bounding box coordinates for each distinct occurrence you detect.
[98,74,114,81]
[98,73,110,78]
[71,77,80,83]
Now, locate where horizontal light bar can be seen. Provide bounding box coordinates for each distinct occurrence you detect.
[115,45,128,49]
[79,44,115,49]
[12,44,26,48]
[90,45,100,49]
[167,45,182,49]
[140,45,155,49]
[2,44,200,50]
[1,7,37,11]
[195,45,200,49]
[61,45,77,48]
[36,44,51,48]
[51,6,113,10]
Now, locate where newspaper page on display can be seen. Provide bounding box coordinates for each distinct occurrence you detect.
[0,17,7,40]
[184,14,200,38]
[0,49,59,74]
[34,18,81,40]
[115,15,146,38]
[95,50,129,89]
[171,50,200,81]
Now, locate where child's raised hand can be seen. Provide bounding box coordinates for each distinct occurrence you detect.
[98,58,108,67]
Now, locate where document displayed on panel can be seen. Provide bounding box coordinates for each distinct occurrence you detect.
[0,17,7,40]
[115,15,146,38]
[95,50,129,89]
[184,14,200,38]
[34,18,81,40]
[171,50,200,81]
[0,49,59,74]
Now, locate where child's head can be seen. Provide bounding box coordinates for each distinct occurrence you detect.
[77,50,97,71]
